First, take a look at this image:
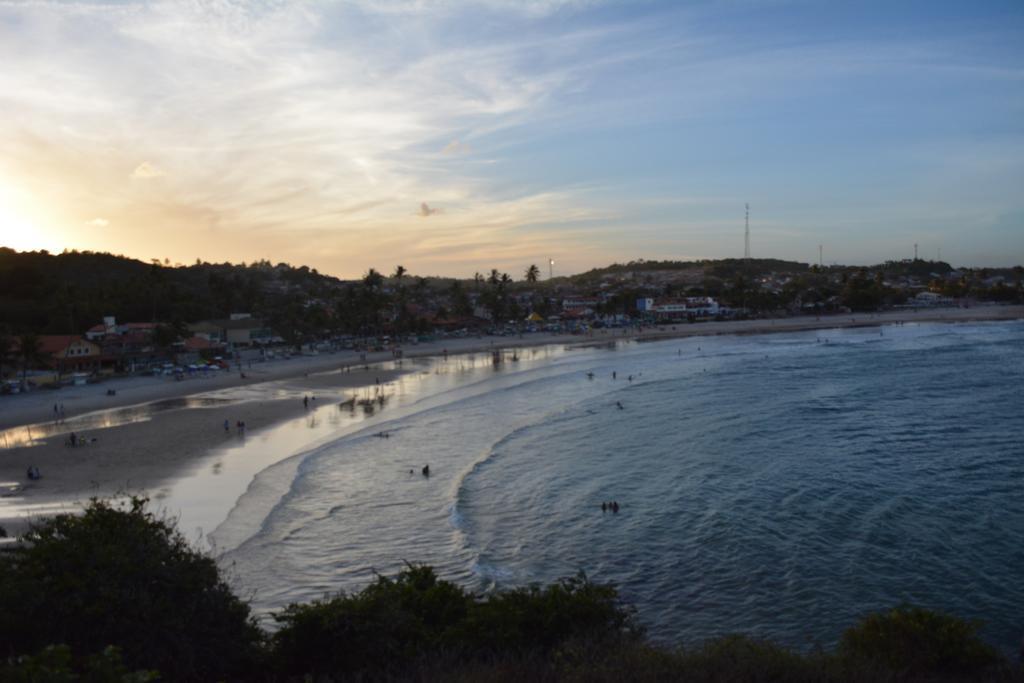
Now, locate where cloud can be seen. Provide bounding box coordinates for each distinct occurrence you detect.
[131,162,164,179]
[418,202,442,217]
[442,139,472,155]
[84,217,109,227]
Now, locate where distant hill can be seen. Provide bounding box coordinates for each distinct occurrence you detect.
[570,258,811,283]
[0,248,345,334]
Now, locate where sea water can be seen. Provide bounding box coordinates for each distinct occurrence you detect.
[216,320,1024,653]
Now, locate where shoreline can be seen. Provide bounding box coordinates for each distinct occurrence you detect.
[4,304,1020,433]
[2,305,1021,537]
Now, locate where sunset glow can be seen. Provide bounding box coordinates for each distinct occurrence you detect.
[0,1,1021,275]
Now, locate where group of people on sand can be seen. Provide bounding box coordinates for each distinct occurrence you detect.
[65,432,94,447]
[52,403,66,423]
[601,501,621,514]
[303,394,317,408]
[224,419,246,434]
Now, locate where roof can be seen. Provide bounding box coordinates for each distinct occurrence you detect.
[184,336,217,351]
[194,318,267,330]
[37,335,92,355]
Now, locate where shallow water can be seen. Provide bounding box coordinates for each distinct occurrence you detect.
[213,321,1024,652]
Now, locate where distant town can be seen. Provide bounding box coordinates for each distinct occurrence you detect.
[1,247,1021,392]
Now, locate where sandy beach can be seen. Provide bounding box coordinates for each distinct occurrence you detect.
[2,304,1020,538]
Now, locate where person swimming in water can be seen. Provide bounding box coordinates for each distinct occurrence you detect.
[422,465,430,477]
[616,401,624,410]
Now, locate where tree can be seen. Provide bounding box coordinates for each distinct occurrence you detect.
[473,272,483,291]
[363,268,384,291]
[392,265,407,283]
[487,268,500,286]
[0,497,263,680]
[525,264,540,283]
[17,333,43,389]
[0,331,11,381]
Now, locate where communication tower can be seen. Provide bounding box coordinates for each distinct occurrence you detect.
[744,203,750,263]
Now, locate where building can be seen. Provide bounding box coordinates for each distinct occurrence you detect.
[189,317,275,347]
[637,297,720,318]
[38,335,102,374]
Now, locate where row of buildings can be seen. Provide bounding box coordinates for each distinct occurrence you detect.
[28,315,276,379]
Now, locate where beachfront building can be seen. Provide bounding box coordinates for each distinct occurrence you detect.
[85,317,158,341]
[38,335,103,374]
[637,297,721,319]
[561,297,600,315]
[189,316,275,348]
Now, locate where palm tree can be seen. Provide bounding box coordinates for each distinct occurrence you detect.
[525,264,540,283]
[500,272,512,287]
[0,332,11,381]
[363,268,384,291]
[473,272,483,292]
[488,269,500,286]
[18,333,44,390]
[392,265,407,283]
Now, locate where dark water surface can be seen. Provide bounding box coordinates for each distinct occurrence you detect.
[218,321,1023,652]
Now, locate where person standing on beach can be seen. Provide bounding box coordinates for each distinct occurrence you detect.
[303,395,309,408]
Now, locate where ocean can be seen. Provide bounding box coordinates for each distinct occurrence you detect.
[209,320,1024,653]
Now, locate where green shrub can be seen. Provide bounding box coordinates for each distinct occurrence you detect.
[270,566,639,679]
[0,497,263,681]
[839,605,1003,676]
[0,645,158,683]
[458,571,641,656]
[271,564,475,678]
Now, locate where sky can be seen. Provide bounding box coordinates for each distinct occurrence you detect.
[1,0,1022,278]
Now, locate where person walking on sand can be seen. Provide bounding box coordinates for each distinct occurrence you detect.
[223,419,230,433]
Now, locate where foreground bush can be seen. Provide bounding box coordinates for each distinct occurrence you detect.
[0,645,157,683]
[839,605,1005,676]
[271,565,639,679]
[1,498,1019,682]
[0,497,262,681]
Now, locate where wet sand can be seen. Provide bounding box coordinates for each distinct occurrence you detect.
[1,305,1020,538]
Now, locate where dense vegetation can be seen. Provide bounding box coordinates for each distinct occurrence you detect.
[1,499,1020,681]
[5,247,1022,337]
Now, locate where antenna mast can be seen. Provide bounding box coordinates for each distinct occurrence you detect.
[744,203,750,263]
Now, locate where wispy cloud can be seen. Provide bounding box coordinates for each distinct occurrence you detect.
[441,139,473,155]
[131,162,164,179]
[0,1,1020,271]
[84,217,110,228]
[418,202,442,217]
